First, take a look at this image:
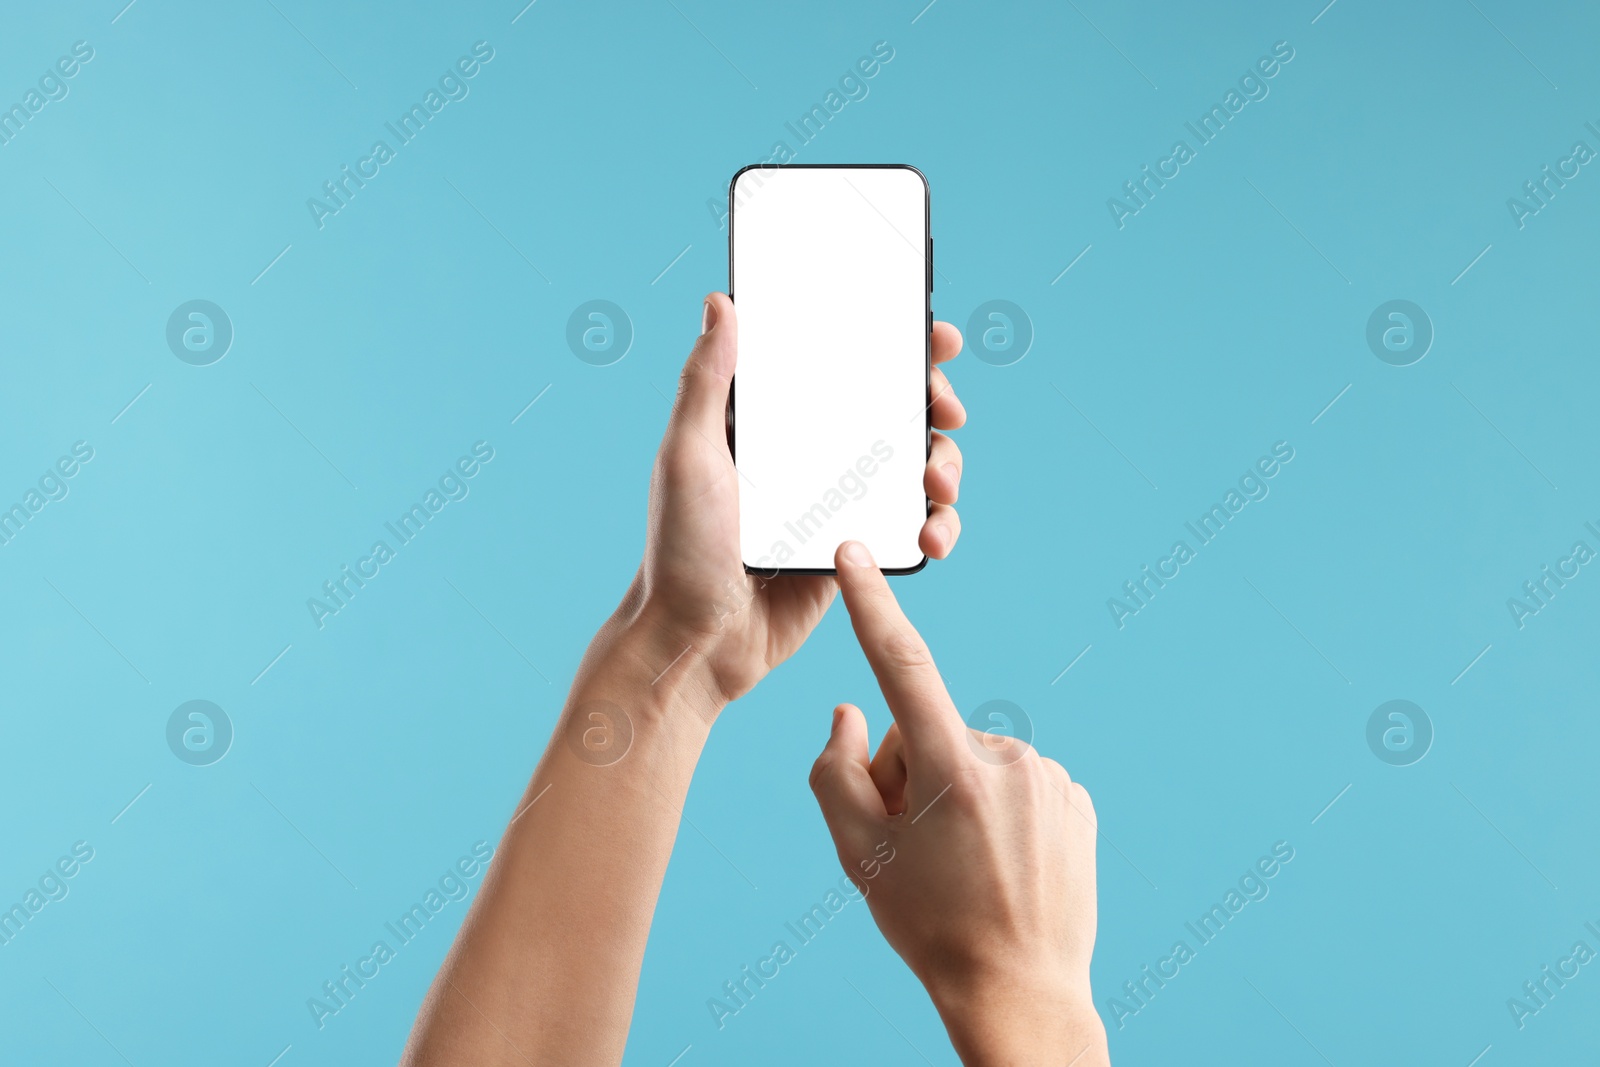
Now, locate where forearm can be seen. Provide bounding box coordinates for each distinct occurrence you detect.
[402,589,724,1067]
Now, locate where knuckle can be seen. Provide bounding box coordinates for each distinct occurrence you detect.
[948,762,988,804]
[808,753,833,795]
[881,630,931,671]
[968,728,1034,765]
[1009,740,1043,772]
[1071,781,1097,822]
[676,357,706,397]
[678,349,727,396]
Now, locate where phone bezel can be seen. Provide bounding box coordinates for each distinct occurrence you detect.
[727,162,933,578]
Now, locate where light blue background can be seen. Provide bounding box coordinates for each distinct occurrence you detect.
[2,1,1596,1064]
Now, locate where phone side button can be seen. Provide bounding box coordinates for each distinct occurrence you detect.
[926,237,933,292]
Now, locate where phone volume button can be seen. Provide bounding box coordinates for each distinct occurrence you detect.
[926,237,933,292]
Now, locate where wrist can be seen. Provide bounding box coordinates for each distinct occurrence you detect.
[618,568,755,705]
[579,583,729,734]
[929,972,1106,1066]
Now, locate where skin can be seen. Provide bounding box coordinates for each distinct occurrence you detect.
[401,292,1103,1065]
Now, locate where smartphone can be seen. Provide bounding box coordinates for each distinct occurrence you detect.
[729,163,932,576]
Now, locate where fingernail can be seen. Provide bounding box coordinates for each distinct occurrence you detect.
[937,523,951,547]
[941,462,958,485]
[701,298,718,335]
[843,541,873,567]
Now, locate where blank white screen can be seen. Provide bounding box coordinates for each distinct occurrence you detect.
[732,166,929,572]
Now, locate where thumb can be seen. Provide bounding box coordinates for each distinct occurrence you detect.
[808,704,885,857]
[670,292,737,446]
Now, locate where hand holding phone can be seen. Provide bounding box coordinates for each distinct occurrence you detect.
[631,292,963,702]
